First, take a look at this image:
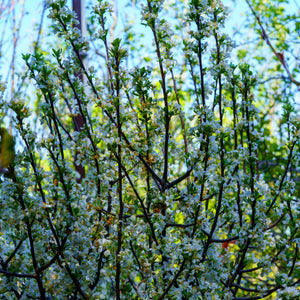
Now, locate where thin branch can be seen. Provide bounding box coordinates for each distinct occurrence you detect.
[266,140,296,215]
[245,0,300,89]
[157,259,186,300]
[0,269,35,279]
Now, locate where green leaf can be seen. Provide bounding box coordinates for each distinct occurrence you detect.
[0,127,15,169]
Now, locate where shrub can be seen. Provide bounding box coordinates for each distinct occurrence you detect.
[0,0,299,299]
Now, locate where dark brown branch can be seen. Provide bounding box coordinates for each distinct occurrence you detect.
[147,1,170,185]
[157,259,186,300]
[0,269,35,279]
[266,140,296,215]
[245,0,300,88]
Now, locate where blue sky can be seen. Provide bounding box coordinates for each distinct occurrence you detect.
[1,0,299,97]
[1,0,247,81]
[1,0,299,147]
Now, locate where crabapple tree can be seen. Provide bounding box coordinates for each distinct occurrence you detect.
[0,0,299,299]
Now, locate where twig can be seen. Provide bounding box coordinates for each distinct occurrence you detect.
[245,0,300,89]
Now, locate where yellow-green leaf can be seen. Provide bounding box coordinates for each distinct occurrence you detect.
[0,127,15,169]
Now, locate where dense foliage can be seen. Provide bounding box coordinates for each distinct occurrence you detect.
[0,0,299,299]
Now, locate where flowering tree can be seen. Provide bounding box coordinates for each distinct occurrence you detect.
[0,0,299,299]
[233,0,300,202]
